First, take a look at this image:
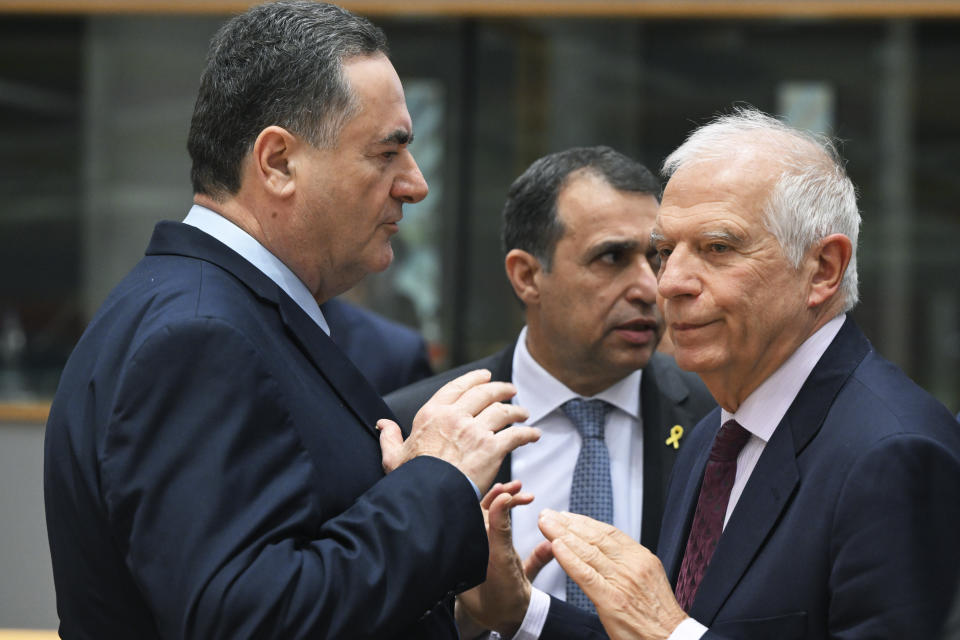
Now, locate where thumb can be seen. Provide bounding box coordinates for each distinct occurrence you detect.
[488,492,516,547]
[377,419,405,473]
[524,540,555,581]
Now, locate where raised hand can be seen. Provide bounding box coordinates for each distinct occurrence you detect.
[378,369,539,493]
[538,509,688,640]
[457,480,536,637]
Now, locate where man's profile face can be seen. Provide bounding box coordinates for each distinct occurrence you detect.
[292,53,428,297]
[652,157,813,397]
[530,170,663,396]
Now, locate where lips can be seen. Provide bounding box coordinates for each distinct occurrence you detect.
[670,320,717,337]
[613,318,659,344]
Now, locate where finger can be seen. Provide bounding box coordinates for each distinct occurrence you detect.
[377,419,405,473]
[537,508,567,542]
[551,537,610,603]
[557,530,616,575]
[539,509,631,551]
[476,401,531,432]
[452,380,520,417]
[428,369,493,405]
[481,480,523,510]
[523,541,555,581]
[488,490,534,529]
[493,425,542,457]
[488,492,516,540]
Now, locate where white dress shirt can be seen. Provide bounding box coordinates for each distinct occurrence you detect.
[514,314,846,640]
[511,326,644,596]
[182,205,329,334]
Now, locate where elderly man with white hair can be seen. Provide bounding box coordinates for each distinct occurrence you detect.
[454,107,960,640]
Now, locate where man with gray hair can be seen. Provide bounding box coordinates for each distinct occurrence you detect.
[44,2,537,638]
[459,108,960,640]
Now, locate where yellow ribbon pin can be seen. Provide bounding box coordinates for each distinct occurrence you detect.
[665,425,684,449]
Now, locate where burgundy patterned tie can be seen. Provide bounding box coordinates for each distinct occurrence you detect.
[674,419,751,611]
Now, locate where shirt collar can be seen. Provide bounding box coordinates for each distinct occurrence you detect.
[512,325,642,424]
[721,313,846,442]
[182,204,330,335]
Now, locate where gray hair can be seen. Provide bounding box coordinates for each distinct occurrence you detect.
[188,1,388,198]
[661,107,860,311]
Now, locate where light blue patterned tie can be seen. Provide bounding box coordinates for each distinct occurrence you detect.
[561,398,613,613]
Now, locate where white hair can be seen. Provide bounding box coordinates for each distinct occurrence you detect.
[661,107,861,312]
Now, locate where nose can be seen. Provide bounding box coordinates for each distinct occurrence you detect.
[626,255,659,306]
[657,245,701,299]
[392,150,429,204]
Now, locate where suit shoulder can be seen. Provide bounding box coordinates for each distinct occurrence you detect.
[386,351,504,402]
[322,299,427,362]
[647,351,714,410]
[840,350,959,440]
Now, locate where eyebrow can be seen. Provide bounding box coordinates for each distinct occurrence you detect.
[587,238,641,260]
[703,228,745,244]
[649,228,745,245]
[379,128,413,146]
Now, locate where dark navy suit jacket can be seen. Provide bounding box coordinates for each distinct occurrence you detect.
[539,318,960,639]
[44,222,486,639]
[386,341,716,553]
[321,297,433,395]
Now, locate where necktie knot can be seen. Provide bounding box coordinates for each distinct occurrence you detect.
[710,419,751,462]
[561,398,611,440]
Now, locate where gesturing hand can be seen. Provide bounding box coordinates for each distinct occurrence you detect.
[538,510,688,640]
[377,369,539,493]
[457,480,535,638]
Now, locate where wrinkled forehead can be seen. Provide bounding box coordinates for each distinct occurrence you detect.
[658,155,777,226]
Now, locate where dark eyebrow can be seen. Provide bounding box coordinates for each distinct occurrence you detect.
[379,128,413,146]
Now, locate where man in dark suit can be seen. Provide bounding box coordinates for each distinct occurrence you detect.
[386,147,715,613]
[458,109,960,639]
[321,297,433,394]
[43,3,538,638]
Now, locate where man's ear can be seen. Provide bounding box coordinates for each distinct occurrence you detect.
[505,249,544,306]
[251,125,299,199]
[807,233,853,308]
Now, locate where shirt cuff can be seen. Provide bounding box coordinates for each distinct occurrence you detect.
[668,617,708,640]
[467,476,481,501]
[507,587,550,640]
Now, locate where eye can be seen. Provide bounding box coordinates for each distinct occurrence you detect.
[381,151,398,160]
[591,247,621,265]
[708,243,729,254]
[656,246,673,260]
[645,249,661,272]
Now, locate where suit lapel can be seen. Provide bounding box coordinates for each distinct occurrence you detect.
[688,422,799,622]
[277,293,395,435]
[147,221,393,439]
[639,355,688,549]
[659,411,719,581]
[686,318,871,623]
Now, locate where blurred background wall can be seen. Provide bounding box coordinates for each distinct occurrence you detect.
[1,0,958,630]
